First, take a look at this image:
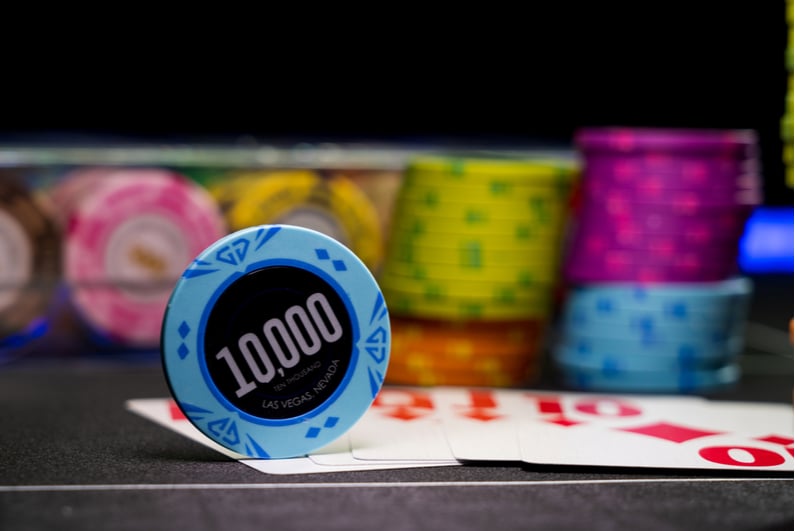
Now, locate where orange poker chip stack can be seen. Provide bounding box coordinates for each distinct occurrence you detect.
[385,315,547,388]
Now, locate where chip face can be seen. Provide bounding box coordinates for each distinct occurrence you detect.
[63,169,227,346]
[161,225,390,458]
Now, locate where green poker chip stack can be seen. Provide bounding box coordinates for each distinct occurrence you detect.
[379,153,580,321]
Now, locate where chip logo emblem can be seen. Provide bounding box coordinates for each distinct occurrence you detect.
[215,238,250,266]
[207,417,241,446]
[162,225,390,459]
[366,327,389,363]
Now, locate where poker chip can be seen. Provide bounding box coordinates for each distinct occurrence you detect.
[385,360,536,388]
[161,224,391,459]
[560,290,749,336]
[574,127,758,155]
[0,177,60,351]
[565,127,762,284]
[62,169,227,347]
[386,315,545,388]
[552,278,751,394]
[562,277,752,315]
[572,200,753,241]
[381,153,578,322]
[556,334,744,365]
[552,343,739,373]
[559,363,741,394]
[390,316,545,359]
[559,127,759,386]
[387,237,564,266]
[385,290,553,320]
[404,153,579,184]
[49,166,118,226]
[211,170,384,273]
[379,153,577,387]
[381,272,551,303]
[389,315,545,356]
[390,350,535,375]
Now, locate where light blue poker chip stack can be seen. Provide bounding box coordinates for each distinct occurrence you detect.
[552,278,752,393]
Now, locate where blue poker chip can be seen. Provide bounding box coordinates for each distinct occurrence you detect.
[560,309,745,341]
[561,294,750,334]
[557,278,751,346]
[161,225,391,459]
[557,320,741,344]
[555,333,744,365]
[564,277,753,316]
[558,362,741,394]
[552,342,739,373]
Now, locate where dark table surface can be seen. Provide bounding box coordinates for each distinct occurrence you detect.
[1,274,793,531]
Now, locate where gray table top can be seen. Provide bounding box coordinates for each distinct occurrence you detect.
[1,274,793,531]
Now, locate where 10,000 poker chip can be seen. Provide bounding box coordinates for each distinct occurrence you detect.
[161,225,391,459]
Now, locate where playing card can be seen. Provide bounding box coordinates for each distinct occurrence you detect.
[432,387,529,461]
[516,392,793,471]
[126,398,246,459]
[435,388,707,462]
[348,387,458,461]
[125,397,460,474]
[308,406,460,469]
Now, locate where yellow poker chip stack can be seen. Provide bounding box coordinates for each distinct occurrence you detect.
[380,153,579,387]
[208,169,385,274]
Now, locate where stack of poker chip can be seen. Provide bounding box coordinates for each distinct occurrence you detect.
[554,127,762,393]
[380,153,579,387]
[207,169,384,274]
[387,316,547,387]
[0,176,61,360]
[54,168,228,349]
[555,279,752,393]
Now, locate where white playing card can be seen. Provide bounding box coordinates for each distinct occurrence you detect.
[126,398,246,460]
[308,409,459,469]
[348,387,459,461]
[516,393,794,471]
[436,388,706,462]
[432,387,529,461]
[125,397,460,474]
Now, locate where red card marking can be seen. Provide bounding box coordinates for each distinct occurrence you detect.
[619,422,722,443]
[168,400,187,421]
[372,388,434,421]
[699,446,787,467]
[755,435,795,457]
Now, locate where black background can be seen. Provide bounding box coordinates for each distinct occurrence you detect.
[1,3,791,204]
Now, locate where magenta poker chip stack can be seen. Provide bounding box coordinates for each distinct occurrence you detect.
[565,127,762,283]
[553,127,763,393]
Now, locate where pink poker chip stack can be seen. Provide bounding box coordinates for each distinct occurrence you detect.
[564,127,762,283]
[58,168,227,348]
